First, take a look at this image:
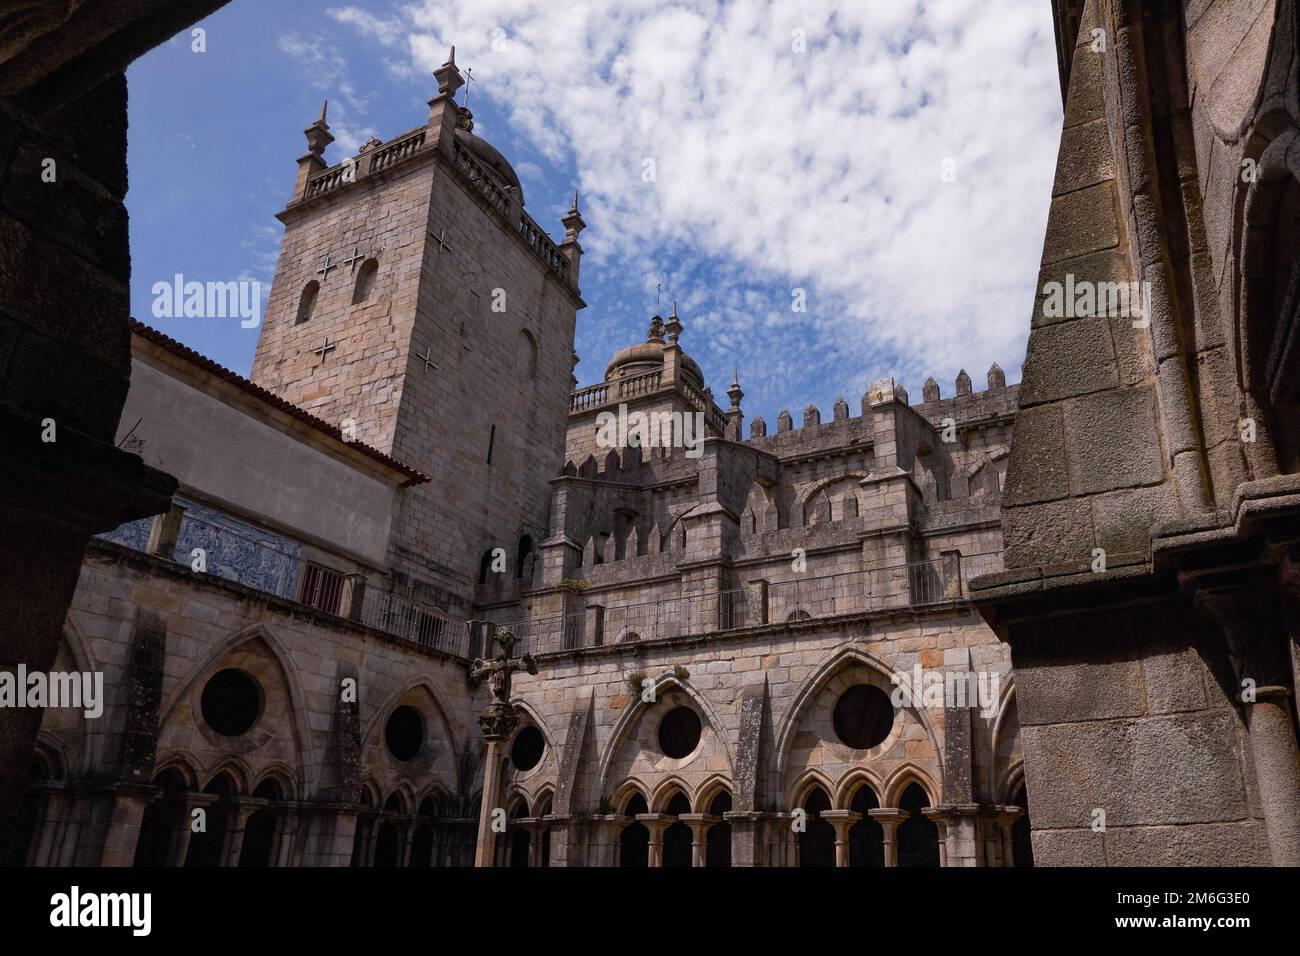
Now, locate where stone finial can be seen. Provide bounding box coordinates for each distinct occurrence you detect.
[777,410,793,433]
[833,396,849,421]
[433,46,465,101]
[727,369,744,409]
[864,377,896,411]
[750,416,767,438]
[803,403,821,428]
[303,100,334,157]
[625,525,640,559]
[665,301,683,344]
[895,383,909,405]
[955,369,972,396]
[987,362,1006,389]
[581,536,596,566]
[602,533,617,564]
[647,524,663,556]
[561,192,586,242]
[647,314,665,344]
[922,377,940,403]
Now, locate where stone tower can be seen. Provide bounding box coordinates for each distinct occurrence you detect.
[251,49,586,612]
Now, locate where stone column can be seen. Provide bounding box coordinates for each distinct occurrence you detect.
[921,807,951,867]
[98,783,157,867]
[596,815,624,866]
[724,810,761,867]
[169,793,215,867]
[1243,685,1300,866]
[869,809,906,867]
[474,738,508,867]
[519,818,545,867]
[636,814,672,867]
[220,799,258,867]
[55,793,86,867]
[1196,586,1300,866]
[29,786,69,867]
[996,807,1022,868]
[679,814,718,867]
[273,809,299,867]
[818,810,861,867]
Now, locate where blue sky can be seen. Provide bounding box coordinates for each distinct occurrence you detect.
[126,0,1062,429]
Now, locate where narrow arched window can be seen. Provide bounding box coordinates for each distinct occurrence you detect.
[295,280,319,325]
[352,258,378,305]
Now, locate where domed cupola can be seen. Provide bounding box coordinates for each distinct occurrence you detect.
[605,302,705,389]
[453,107,525,206]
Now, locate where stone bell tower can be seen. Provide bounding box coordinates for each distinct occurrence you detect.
[250,48,586,611]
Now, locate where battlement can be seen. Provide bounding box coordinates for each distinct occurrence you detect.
[744,364,1018,452]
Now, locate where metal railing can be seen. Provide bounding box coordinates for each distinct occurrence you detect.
[358,588,468,657]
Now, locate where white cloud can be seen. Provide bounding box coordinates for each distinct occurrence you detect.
[278,33,378,157]
[335,0,1062,409]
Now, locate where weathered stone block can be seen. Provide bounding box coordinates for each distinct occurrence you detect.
[1063,385,1164,495]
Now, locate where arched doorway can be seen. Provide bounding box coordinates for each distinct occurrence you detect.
[848,785,884,867]
[705,791,732,868]
[619,792,649,867]
[896,783,940,867]
[1012,784,1034,867]
[661,791,692,868]
[798,786,835,867]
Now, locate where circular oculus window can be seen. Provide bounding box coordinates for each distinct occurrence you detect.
[200,669,262,738]
[832,684,894,750]
[658,706,702,759]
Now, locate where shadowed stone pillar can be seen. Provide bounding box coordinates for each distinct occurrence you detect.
[922,807,950,866]
[996,807,1022,867]
[679,813,718,867]
[869,808,906,867]
[636,814,672,867]
[820,810,861,867]
[1196,586,1300,867]
[98,783,156,867]
[220,798,258,867]
[724,810,761,867]
[169,793,214,867]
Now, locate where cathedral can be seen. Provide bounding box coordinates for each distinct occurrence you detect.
[1,0,1297,871]
[9,47,1029,869]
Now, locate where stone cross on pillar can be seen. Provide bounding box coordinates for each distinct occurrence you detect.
[469,627,537,867]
